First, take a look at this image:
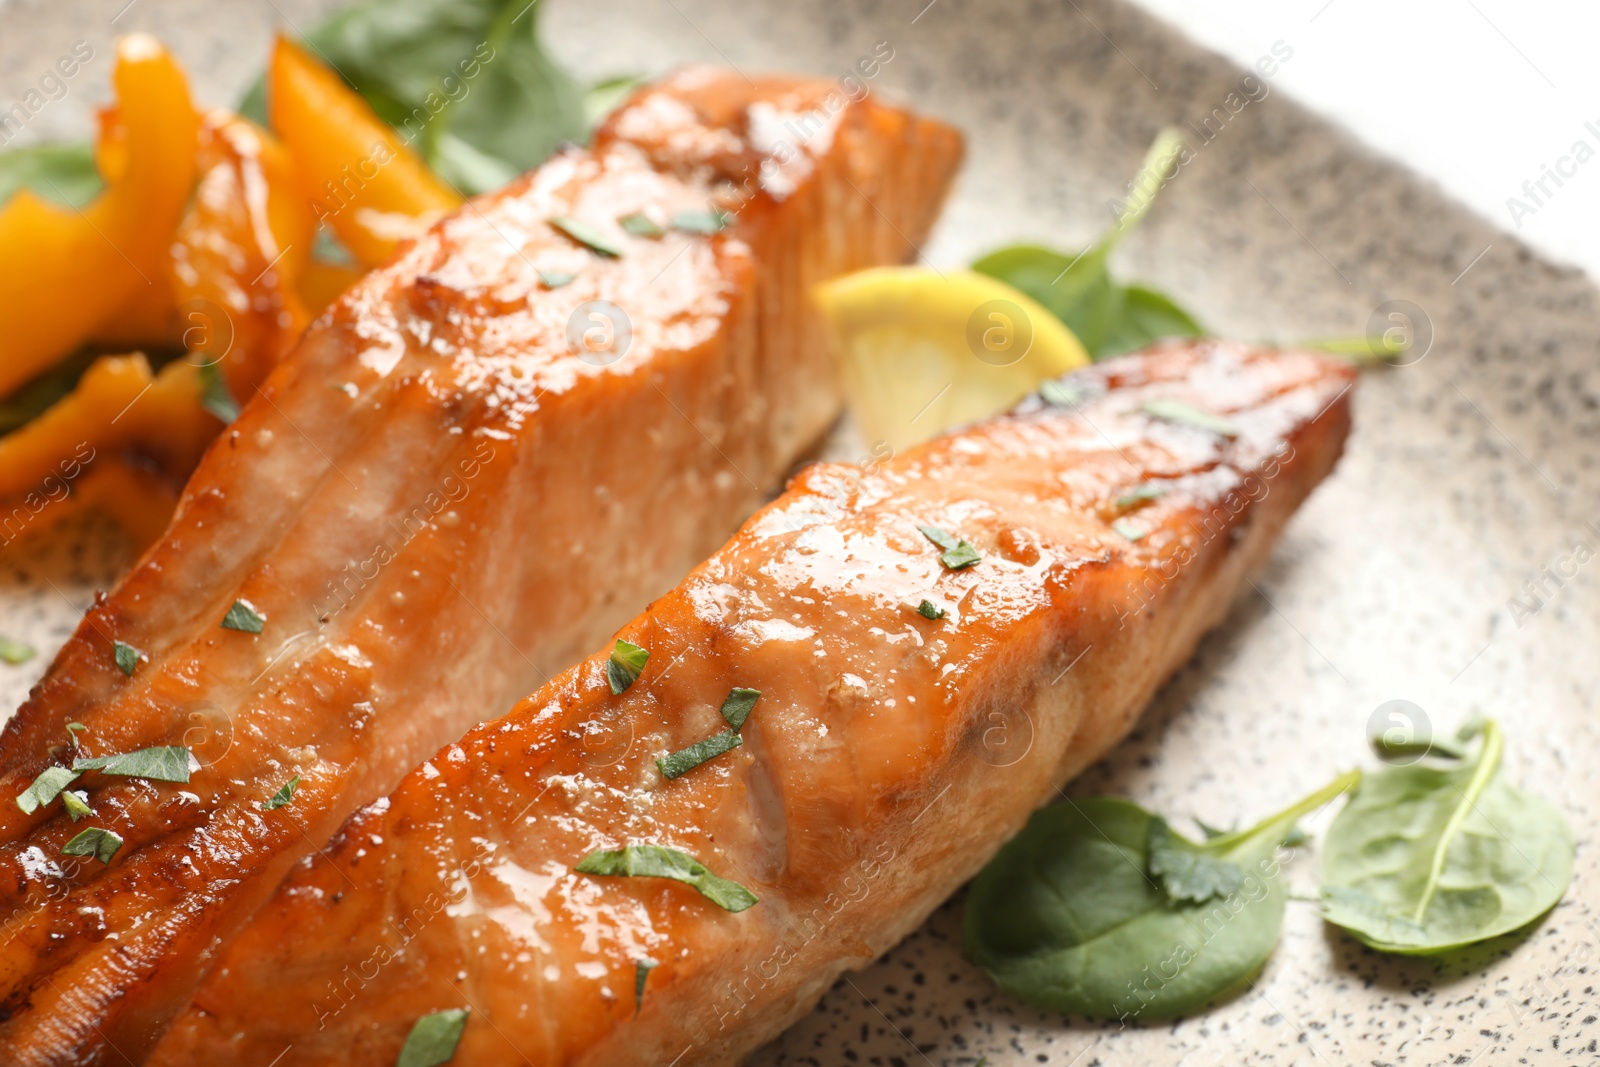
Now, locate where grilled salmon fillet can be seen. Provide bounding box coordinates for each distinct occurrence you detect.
[0,70,962,1062]
[156,341,1355,1065]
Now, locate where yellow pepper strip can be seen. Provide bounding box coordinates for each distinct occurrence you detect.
[0,35,199,398]
[0,355,218,551]
[269,34,462,268]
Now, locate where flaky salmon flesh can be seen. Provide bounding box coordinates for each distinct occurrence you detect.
[0,70,962,1063]
[154,340,1355,1065]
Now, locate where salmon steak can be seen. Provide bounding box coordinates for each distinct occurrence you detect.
[0,70,962,1062]
[155,341,1355,1065]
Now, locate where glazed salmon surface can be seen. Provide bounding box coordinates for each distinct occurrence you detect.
[0,70,962,1062]
[157,341,1355,1065]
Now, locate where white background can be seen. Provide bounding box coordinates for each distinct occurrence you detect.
[1131,0,1600,280]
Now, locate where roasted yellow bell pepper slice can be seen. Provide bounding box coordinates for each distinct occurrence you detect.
[269,35,462,268]
[0,35,199,398]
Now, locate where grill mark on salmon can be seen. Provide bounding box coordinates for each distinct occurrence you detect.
[0,69,962,1063]
[156,340,1354,1065]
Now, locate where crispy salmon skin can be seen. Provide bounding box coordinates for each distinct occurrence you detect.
[157,341,1354,1065]
[0,69,962,1063]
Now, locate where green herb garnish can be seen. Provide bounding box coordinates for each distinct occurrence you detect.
[634,957,657,1015]
[62,826,123,865]
[61,790,92,821]
[65,722,87,748]
[1038,380,1090,408]
[73,745,193,783]
[1141,399,1239,438]
[221,599,266,633]
[198,362,241,423]
[672,209,731,234]
[262,775,302,812]
[537,269,576,289]
[965,771,1357,1019]
[112,641,143,677]
[0,636,36,665]
[606,640,649,695]
[1321,718,1574,953]
[1111,518,1146,542]
[550,216,624,258]
[1115,483,1166,508]
[396,1007,470,1067]
[973,129,1202,360]
[17,766,78,814]
[618,212,664,238]
[718,687,761,731]
[574,844,758,912]
[916,599,946,620]
[656,731,743,780]
[919,525,981,570]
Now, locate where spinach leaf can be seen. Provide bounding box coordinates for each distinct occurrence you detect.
[0,142,101,209]
[1320,718,1574,954]
[972,129,1203,360]
[243,0,587,196]
[964,771,1356,1020]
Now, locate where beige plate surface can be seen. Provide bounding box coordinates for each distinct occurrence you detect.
[1,0,1596,1063]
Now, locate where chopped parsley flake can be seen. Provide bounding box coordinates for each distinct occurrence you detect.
[1142,399,1239,438]
[618,212,664,238]
[719,687,761,731]
[537,268,576,289]
[221,599,266,633]
[112,641,142,677]
[0,636,36,665]
[606,640,650,694]
[917,599,946,620]
[635,958,658,1015]
[1112,518,1147,542]
[549,215,624,258]
[262,774,302,812]
[16,766,77,814]
[396,1007,470,1067]
[672,208,731,234]
[1038,380,1089,407]
[61,790,92,821]
[657,731,743,780]
[919,525,982,570]
[1115,483,1167,509]
[199,361,241,423]
[73,745,194,783]
[62,826,123,864]
[575,844,759,912]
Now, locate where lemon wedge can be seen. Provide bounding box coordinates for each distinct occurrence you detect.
[814,267,1090,451]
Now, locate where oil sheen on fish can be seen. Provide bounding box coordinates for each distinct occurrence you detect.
[0,69,962,1063]
[156,341,1355,1065]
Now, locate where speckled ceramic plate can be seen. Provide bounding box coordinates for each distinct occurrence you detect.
[2,0,1596,1063]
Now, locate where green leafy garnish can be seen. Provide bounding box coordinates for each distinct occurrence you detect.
[1037,379,1090,408]
[718,687,761,731]
[0,142,101,209]
[918,525,981,570]
[1321,718,1574,954]
[65,722,87,748]
[973,129,1202,360]
[1142,399,1239,438]
[618,212,664,238]
[1111,518,1146,542]
[396,1007,470,1067]
[61,790,92,822]
[656,731,743,780]
[916,599,946,620]
[537,268,576,289]
[1115,483,1166,508]
[16,766,78,814]
[198,362,241,423]
[606,640,649,694]
[550,215,624,258]
[221,599,266,633]
[262,775,302,812]
[965,771,1357,1020]
[73,745,194,783]
[62,826,123,865]
[112,641,143,677]
[634,957,657,1015]
[574,844,759,912]
[672,209,731,234]
[0,636,36,665]
[585,75,645,126]
[240,0,586,196]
